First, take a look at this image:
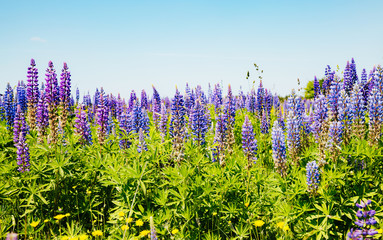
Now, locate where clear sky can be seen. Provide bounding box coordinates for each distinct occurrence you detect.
[1,0,382,99]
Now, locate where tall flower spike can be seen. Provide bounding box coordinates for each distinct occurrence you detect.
[213,112,227,167]
[272,121,287,177]
[344,61,353,94]
[128,90,137,112]
[36,90,48,142]
[13,105,28,146]
[119,110,132,149]
[257,80,265,116]
[368,86,383,146]
[348,200,378,239]
[311,94,328,140]
[350,84,366,139]
[76,87,80,104]
[150,216,158,240]
[141,89,149,110]
[169,88,186,163]
[328,75,342,120]
[213,84,223,114]
[59,62,71,129]
[16,81,27,113]
[159,103,168,142]
[4,83,15,128]
[74,105,92,145]
[242,115,257,169]
[137,128,147,153]
[327,121,343,160]
[97,93,109,145]
[260,110,270,134]
[45,61,59,145]
[16,132,30,172]
[306,160,320,195]
[313,76,320,98]
[27,58,39,129]
[190,98,208,146]
[152,86,161,128]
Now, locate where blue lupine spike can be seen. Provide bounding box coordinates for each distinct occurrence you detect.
[16,132,30,173]
[74,104,93,145]
[242,115,257,169]
[256,80,264,116]
[328,75,342,120]
[4,83,15,128]
[311,94,328,139]
[306,160,320,194]
[16,81,27,113]
[260,111,269,134]
[141,89,149,110]
[313,76,321,98]
[152,85,161,128]
[170,88,186,163]
[272,120,287,177]
[159,103,168,141]
[368,86,383,145]
[128,90,137,112]
[213,112,227,166]
[190,98,208,146]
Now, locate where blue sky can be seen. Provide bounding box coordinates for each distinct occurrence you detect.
[1,0,382,99]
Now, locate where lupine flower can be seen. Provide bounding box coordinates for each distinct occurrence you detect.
[59,62,71,129]
[4,83,15,128]
[256,80,265,116]
[141,89,149,110]
[45,61,59,145]
[328,75,342,120]
[137,128,147,153]
[74,105,92,145]
[306,160,320,194]
[313,76,321,98]
[375,65,383,93]
[152,86,161,128]
[150,216,158,240]
[347,200,378,239]
[36,90,48,142]
[286,91,303,163]
[360,68,370,107]
[169,88,186,163]
[16,81,27,113]
[272,120,287,177]
[119,111,132,149]
[6,232,18,240]
[184,83,195,116]
[350,84,366,138]
[322,65,334,96]
[236,90,246,110]
[26,59,39,129]
[350,58,359,86]
[344,61,353,94]
[190,99,208,145]
[224,85,236,153]
[241,115,257,169]
[0,96,4,120]
[264,90,273,117]
[246,88,256,114]
[277,108,285,130]
[368,86,383,145]
[159,103,168,142]
[213,112,227,167]
[311,94,328,139]
[131,100,149,134]
[347,228,362,240]
[128,90,137,112]
[76,87,80,104]
[13,105,27,146]
[327,121,343,157]
[16,132,30,172]
[97,93,109,145]
[213,84,223,113]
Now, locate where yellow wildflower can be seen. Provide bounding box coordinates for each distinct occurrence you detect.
[245,203,249,207]
[79,234,88,240]
[61,237,69,240]
[277,221,290,231]
[65,213,70,217]
[139,230,150,237]
[171,229,179,235]
[126,217,133,223]
[228,221,232,225]
[118,211,125,217]
[30,220,40,228]
[44,219,49,223]
[71,237,79,240]
[253,220,265,227]
[135,219,144,226]
[54,214,66,220]
[212,212,217,216]
[91,230,103,236]
[121,225,129,231]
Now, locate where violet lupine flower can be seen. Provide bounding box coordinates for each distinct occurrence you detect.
[59,62,71,129]
[350,84,366,138]
[246,88,256,114]
[328,75,342,120]
[374,65,383,94]
[94,88,100,108]
[256,80,265,116]
[260,111,269,134]
[306,160,320,194]
[184,83,195,115]
[97,93,109,145]
[150,216,158,240]
[208,83,213,103]
[13,105,27,146]
[368,86,383,145]
[347,228,362,240]
[328,121,343,149]
[159,103,168,142]
[128,90,137,112]
[264,90,273,117]
[360,68,370,107]
[74,105,92,145]
[16,81,27,113]
[190,99,208,146]
[4,83,15,128]
[242,115,257,169]
[322,65,334,96]
[277,108,285,130]
[36,90,48,142]
[115,94,123,122]
[26,59,39,129]
[213,84,223,113]
[213,113,227,167]
[350,58,359,86]
[273,94,280,110]
[225,85,236,125]
[141,89,149,110]
[348,200,378,239]
[272,120,287,177]
[76,87,80,104]
[106,112,114,136]
[131,100,149,134]
[313,76,321,98]
[119,111,132,149]
[236,90,246,110]
[311,94,328,139]
[137,128,147,153]
[6,232,18,240]
[169,88,186,163]
[0,96,4,120]
[286,111,301,164]
[152,85,161,128]
[45,61,59,144]
[16,132,30,172]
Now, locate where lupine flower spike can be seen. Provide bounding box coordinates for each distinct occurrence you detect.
[26,59,39,129]
[169,88,186,164]
[306,160,320,195]
[45,61,59,145]
[59,62,71,129]
[242,115,257,169]
[272,121,287,177]
[347,200,378,239]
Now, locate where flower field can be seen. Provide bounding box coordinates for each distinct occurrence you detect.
[1,59,383,239]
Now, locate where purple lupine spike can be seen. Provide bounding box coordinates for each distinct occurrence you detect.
[131,100,149,134]
[59,62,71,129]
[246,88,256,114]
[190,99,208,146]
[208,83,213,104]
[13,105,27,146]
[150,216,158,240]
[286,111,301,164]
[159,103,168,142]
[213,84,223,113]
[328,75,342,120]
[236,90,246,110]
[119,110,132,149]
[184,83,195,116]
[272,120,287,177]
[242,115,257,169]
[170,88,186,163]
[313,76,321,98]
[350,58,358,85]
[97,93,109,145]
[311,94,328,139]
[152,85,161,128]
[256,80,265,116]
[16,81,27,113]
[16,132,30,172]
[338,90,353,143]
[322,65,334,96]
[137,128,147,153]
[375,65,383,93]
[348,200,378,239]
[213,112,227,167]
[277,108,285,130]
[273,94,280,110]
[368,86,383,145]
[0,95,4,120]
[107,94,117,118]
[128,90,137,112]
[344,61,353,94]
[141,90,148,110]
[115,94,123,122]
[106,111,114,136]
[27,58,39,129]
[4,83,15,128]
[260,111,269,134]
[306,160,320,194]
[328,121,343,149]
[76,87,80,104]
[74,105,92,145]
[264,89,273,117]
[36,90,48,142]
[360,68,370,108]
[350,84,366,138]
[45,61,59,144]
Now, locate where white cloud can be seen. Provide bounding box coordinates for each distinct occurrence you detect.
[30,37,46,43]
